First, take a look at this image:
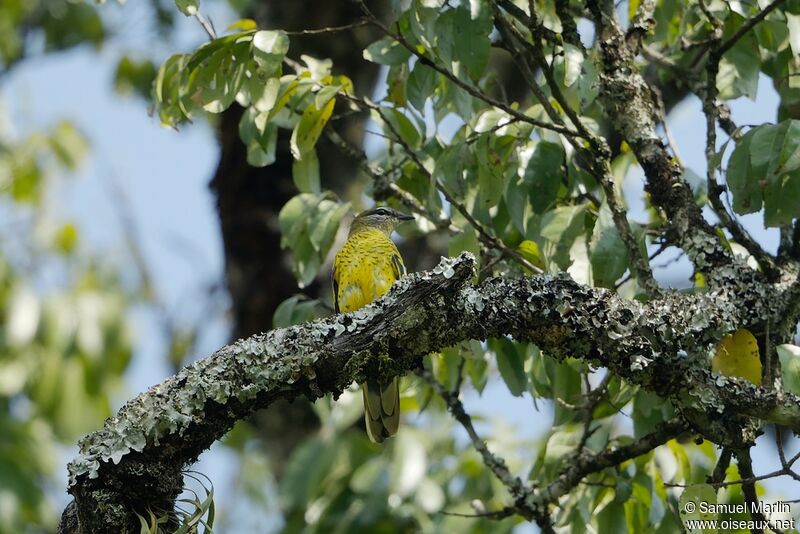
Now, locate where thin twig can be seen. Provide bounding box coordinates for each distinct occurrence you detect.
[285,20,369,35]
[194,12,217,40]
[356,1,582,139]
[344,92,544,274]
[716,0,788,57]
[697,3,778,278]
[650,85,683,166]
[325,129,455,232]
[707,448,732,485]
[537,417,689,505]
[735,447,785,534]
[421,368,535,516]
[495,2,660,296]
[440,507,515,519]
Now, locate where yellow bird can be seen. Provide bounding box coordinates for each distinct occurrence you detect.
[333,207,413,443]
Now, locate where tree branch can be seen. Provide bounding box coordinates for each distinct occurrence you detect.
[716,0,788,58]
[533,417,689,506]
[698,4,778,278]
[735,447,786,534]
[585,0,759,286]
[60,253,800,530]
[422,369,538,520]
[357,1,582,139]
[494,4,660,295]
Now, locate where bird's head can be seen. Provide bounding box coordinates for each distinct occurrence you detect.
[350,207,414,236]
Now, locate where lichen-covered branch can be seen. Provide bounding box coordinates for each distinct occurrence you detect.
[61,253,800,531]
[586,0,741,280]
[698,5,778,278]
[494,4,659,296]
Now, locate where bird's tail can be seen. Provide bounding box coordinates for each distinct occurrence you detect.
[362,376,400,443]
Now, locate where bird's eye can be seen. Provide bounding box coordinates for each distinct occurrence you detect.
[375,208,389,216]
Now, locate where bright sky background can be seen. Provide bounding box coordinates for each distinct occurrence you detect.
[2,1,798,531]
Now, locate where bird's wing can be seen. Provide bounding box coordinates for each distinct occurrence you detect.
[332,265,340,314]
[390,252,406,279]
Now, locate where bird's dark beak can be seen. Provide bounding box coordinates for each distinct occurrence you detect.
[398,213,414,221]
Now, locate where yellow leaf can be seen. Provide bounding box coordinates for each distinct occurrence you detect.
[712,329,762,385]
[518,240,546,270]
[694,272,706,288]
[226,19,257,32]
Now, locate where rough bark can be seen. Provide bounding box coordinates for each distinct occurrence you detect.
[59,253,800,532]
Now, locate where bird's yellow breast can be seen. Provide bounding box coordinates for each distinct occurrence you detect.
[333,228,404,313]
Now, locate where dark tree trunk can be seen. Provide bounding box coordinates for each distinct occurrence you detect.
[208,0,386,474]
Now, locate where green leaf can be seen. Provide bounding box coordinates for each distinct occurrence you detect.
[448,227,480,257]
[518,240,546,270]
[252,30,289,75]
[435,7,491,81]
[777,344,800,396]
[563,44,583,87]
[54,223,79,255]
[593,377,636,419]
[292,150,320,193]
[754,19,789,52]
[492,337,527,397]
[433,348,464,391]
[596,500,627,533]
[386,64,408,107]
[407,62,436,111]
[632,390,674,438]
[314,84,342,110]
[727,128,761,214]
[278,193,322,248]
[379,107,422,148]
[309,199,350,253]
[717,14,760,100]
[590,203,628,288]
[290,97,336,159]
[226,19,258,32]
[250,76,281,113]
[787,13,800,57]
[280,438,338,510]
[114,56,157,99]
[540,205,587,270]
[530,426,582,481]
[465,341,489,393]
[525,141,564,213]
[273,296,324,327]
[435,142,469,200]
[175,0,199,16]
[727,120,800,226]
[504,173,529,234]
[49,122,88,170]
[552,359,583,425]
[679,484,717,532]
[239,109,278,167]
[153,53,190,126]
[438,77,474,122]
[475,135,514,209]
[363,37,411,65]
